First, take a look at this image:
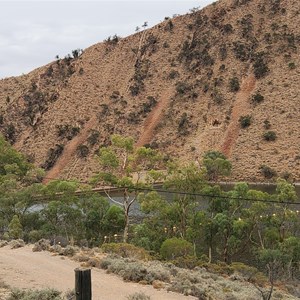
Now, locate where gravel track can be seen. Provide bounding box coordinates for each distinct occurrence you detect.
[0,245,196,300]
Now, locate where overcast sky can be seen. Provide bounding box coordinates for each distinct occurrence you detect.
[0,1,214,79]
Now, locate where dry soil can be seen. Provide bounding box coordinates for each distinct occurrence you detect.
[0,245,197,300]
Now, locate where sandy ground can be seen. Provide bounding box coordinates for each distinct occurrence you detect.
[0,245,196,300]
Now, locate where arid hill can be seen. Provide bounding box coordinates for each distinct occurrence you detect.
[0,0,299,182]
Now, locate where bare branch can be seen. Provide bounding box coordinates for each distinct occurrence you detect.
[104,190,124,207]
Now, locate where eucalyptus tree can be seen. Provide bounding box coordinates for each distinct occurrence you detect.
[202,150,232,182]
[0,135,44,236]
[93,134,165,242]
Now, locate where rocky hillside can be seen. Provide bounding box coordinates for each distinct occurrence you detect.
[0,0,299,182]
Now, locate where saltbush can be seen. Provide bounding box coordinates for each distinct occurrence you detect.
[127,292,151,300]
[145,262,171,283]
[0,240,8,247]
[9,239,25,249]
[32,239,50,252]
[8,288,62,300]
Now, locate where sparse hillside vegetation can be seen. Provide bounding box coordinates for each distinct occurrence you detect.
[0,0,299,183]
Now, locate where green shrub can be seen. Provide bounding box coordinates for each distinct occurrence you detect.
[28,230,43,243]
[164,19,174,32]
[253,52,269,79]
[76,144,89,158]
[231,262,259,280]
[171,255,200,269]
[211,88,223,104]
[101,243,150,260]
[252,92,264,104]
[263,131,277,141]
[260,165,277,179]
[41,144,64,170]
[263,120,271,129]
[56,124,80,140]
[288,62,296,69]
[178,112,190,135]
[4,123,16,143]
[232,41,252,61]
[175,82,192,95]
[160,238,194,260]
[219,44,227,61]
[168,70,179,79]
[8,215,23,239]
[87,130,100,146]
[223,23,233,34]
[201,261,234,276]
[229,77,240,92]
[239,115,252,128]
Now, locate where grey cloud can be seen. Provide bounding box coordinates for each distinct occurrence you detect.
[0,1,213,78]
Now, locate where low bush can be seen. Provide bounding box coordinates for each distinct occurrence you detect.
[260,165,277,179]
[263,120,271,129]
[127,292,151,300]
[8,288,62,300]
[4,123,16,144]
[171,255,200,269]
[87,130,100,146]
[61,245,78,256]
[56,124,80,140]
[251,92,264,104]
[144,262,171,283]
[253,52,269,79]
[201,262,234,276]
[0,240,8,247]
[263,130,277,141]
[76,144,89,158]
[175,82,192,95]
[9,239,25,249]
[160,238,194,260]
[239,115,252,128]
[229,77,240,92]
[101,243,150,260]
[288,62,296,70]
[28,230,43,243]
[168,281,208,298]
[168,70,179,79]
[100,257,171,285]
[32,239,50,252]
[72,253,90,262]
[231,262,259,280]
[41,144,64,171]
[122,263,148,282]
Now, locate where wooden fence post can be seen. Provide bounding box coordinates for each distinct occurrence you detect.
[75,268,92,300]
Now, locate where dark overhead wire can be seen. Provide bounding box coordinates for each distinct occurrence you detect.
[17,184,300,206]
[5,175,300,205]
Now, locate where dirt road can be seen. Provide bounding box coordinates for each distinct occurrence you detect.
[0,245,196,300]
